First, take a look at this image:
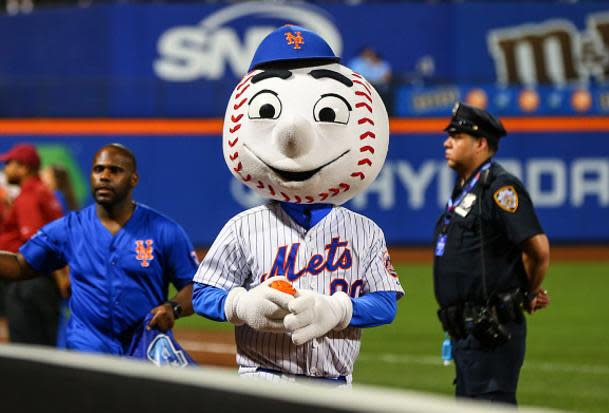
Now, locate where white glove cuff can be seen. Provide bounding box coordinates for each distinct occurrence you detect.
[224,287,247,326]
[332,291,353,331]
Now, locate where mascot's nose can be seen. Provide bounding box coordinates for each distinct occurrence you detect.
[273,114,314,158]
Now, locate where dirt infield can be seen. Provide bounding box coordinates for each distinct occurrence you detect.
[173,329,236,367]
[0,318,235,367]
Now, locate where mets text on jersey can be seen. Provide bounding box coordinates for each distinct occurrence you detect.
[261,237,352,282]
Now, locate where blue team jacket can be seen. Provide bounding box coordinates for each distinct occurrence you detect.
[21,203,198,354]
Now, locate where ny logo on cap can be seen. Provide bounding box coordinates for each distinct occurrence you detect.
[285,31,304,50]
[135,240,154,267]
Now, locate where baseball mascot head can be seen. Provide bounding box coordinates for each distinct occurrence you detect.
[223,25,389,205]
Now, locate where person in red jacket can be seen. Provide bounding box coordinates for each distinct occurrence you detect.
[0,143,63,345]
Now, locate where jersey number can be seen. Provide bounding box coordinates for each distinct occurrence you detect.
[330,279,363,298]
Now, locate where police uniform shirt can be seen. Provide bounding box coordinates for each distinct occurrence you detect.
[433,161,544,308]
[20,203,198,354]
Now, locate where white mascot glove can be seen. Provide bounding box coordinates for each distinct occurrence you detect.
[283,289,353,345]
[224,276,294,333]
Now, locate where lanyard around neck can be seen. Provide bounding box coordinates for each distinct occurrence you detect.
[436,161,492,257]
[446,161,491,213]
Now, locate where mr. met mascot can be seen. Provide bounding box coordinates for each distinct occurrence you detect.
[193,25,404,385]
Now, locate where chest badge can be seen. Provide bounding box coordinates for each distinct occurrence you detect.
[494,185,519,213]
[454,193,476,217]
[135,240,155,267]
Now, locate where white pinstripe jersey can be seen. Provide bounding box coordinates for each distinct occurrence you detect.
[194,202,404,378]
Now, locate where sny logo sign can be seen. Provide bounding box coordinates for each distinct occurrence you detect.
[135,240,154,267]
[154,3,342,81]
[285,31,304,49]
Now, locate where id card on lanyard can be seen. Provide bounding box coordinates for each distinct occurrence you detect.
[435,161,491,257]
[435,233,448,257]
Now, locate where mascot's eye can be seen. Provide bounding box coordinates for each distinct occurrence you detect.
[313,94,351,125]
[248,90,282,120]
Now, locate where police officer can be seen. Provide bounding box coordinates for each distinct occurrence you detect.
[433,102,550,405]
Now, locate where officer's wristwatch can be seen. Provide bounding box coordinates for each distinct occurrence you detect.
[167,300,183,319]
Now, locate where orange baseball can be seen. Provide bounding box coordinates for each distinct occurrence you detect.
[269,280,297,296]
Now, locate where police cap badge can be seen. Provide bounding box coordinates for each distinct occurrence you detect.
[444,102,507,144]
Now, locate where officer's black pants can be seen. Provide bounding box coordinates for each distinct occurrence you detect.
[453,320,526,406]
[5,277,60,346]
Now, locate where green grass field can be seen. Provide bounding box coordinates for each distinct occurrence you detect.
[176,261,609,413]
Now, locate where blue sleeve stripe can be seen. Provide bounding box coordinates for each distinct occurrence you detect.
[192,282,228,322]
[350,291,398,328]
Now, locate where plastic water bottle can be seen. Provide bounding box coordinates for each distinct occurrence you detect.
[441,333,453,366]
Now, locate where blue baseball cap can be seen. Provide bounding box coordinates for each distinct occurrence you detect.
[248,25,340,71]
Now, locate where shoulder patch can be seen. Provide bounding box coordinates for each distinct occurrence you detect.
[383,250,399,279]
[493,185,519,213]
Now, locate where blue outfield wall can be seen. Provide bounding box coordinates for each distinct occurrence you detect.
[0,132,605,246]
[1,2,609,117]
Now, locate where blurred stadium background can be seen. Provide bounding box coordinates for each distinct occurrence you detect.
[0,1,607,412]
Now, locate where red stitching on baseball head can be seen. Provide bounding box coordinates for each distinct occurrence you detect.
[229,124,241,134]
[233,98,247,110]
[233,162,243,173]
[229,152,239,161]
[268,185,276,196]
[237,74,254,90]
[352,79,371,94]
[339,183,350,191]
[294,195,302,204]
[351,172,366,180]
[360,145,375,154]
[256,181,265,189]
[319,192,329,201]
[358,159,372,166]
[355,90,372,103]
[305,196,314,203]
[235,84,250,99]
[358,117,374,126]
[281,192,290,202]
[360,131,376,140]
[355,102,372,113]
[231,114,244,123]
[228,138,239,147]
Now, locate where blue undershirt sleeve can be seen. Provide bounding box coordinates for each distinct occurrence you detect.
[192,282,228,322]
[349,291,398,328]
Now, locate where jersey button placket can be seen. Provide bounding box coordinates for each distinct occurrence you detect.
[109,243,120,335]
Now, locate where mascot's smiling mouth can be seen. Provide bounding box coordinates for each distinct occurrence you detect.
[268,166,320,181]
[245,146,350,182]
[267,150,350,181]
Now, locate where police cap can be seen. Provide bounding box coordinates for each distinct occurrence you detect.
[249,25,340,71]
[444,102,507,142]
